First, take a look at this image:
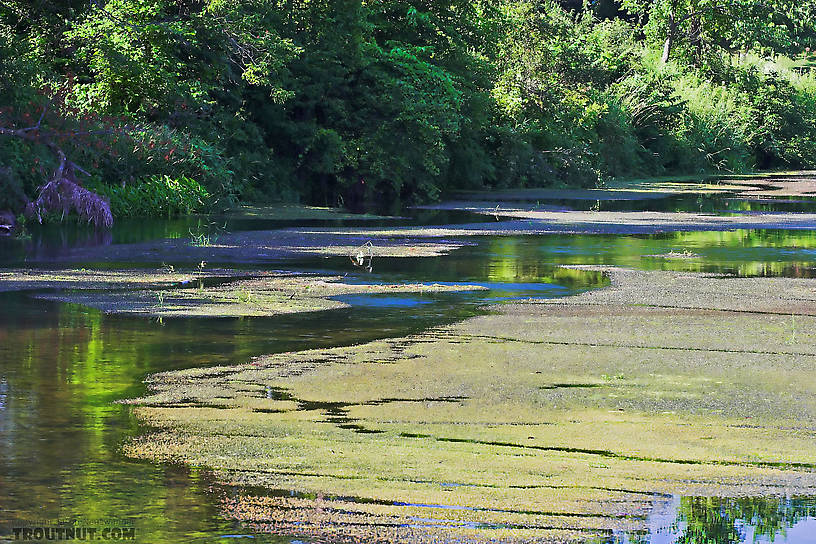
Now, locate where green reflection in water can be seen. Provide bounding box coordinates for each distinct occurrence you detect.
[0,295,293,542]
[378,230,816,281]
[676,497,816,543]
[619,496,816,544]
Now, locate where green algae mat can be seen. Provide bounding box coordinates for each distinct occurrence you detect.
[122,267,816,543]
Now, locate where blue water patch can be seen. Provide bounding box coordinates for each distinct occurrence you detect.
[333,294,433,307]
[330,277,573,308]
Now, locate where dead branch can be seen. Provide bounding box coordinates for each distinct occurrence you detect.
[1,104,114,228]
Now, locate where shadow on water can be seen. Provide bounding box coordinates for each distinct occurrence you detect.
[0,209,478,265]
[4,196,816,541]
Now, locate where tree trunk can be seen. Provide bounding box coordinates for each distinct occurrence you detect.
[689,15,702,64]
[661,32,673,63]
[661,1,678,64]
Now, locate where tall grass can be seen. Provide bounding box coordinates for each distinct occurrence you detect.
[87,175,211,217]
[600,49,816,177]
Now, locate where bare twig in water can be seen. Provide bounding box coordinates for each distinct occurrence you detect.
[350,240,374,272]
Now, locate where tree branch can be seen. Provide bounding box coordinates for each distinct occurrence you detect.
[677,1,788,25]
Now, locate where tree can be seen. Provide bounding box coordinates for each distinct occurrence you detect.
[621,0,816,63]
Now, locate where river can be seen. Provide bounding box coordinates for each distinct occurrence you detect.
[2,191,816,543]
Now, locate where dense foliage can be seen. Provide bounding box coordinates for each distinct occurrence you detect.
[1,0,816,223]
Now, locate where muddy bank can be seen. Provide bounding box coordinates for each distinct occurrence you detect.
[604,171,816,199]
[27,272,486,318]
[444,172,816,202]
[446,175,755,202]
[123,267,816,542]
[407,205,816,232]
[721,172,816,198]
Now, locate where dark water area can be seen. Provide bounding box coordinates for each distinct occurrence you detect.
[0,209,476,265]
[3,193,816,543]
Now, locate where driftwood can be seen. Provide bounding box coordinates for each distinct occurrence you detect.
[0,104,113,228]
[0,210,15,235]
[23,149,113,228]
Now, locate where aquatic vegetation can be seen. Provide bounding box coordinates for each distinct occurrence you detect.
[643,249,700,259]
[87,176,211,218]
[188,232,212,247]
[15,228,471,266]
[0,267,251,293]
[123,267,816,542]
[36,274,488,318]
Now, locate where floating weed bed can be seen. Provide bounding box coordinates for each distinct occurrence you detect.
[27,273,487,318]
[123,267,816,542]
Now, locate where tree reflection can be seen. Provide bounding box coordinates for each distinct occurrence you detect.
[673,496,816,543]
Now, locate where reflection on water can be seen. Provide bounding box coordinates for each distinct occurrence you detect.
[612,496,816,544]
[0,295,310,542]
[347,230,816,283]
[4,196,816,542]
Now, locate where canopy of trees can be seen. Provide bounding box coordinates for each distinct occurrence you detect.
[1,0,816,224]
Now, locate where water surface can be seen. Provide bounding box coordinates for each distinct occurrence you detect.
[3,193,816,543]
